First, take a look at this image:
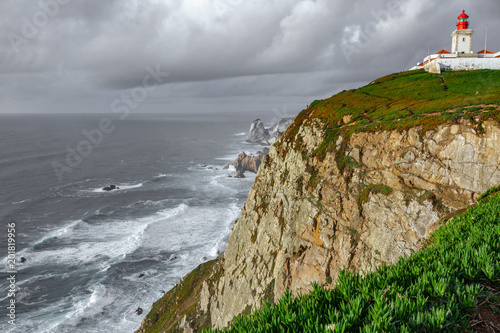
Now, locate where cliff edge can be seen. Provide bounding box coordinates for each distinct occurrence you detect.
[136,69,500,332]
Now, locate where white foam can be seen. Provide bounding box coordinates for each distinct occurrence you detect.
[90,183,143,193]
[1,220,82,269]
[234,132,246,136]
[64,284,115,327]
[154,173,169,178]
[18,204,188,268]
[12,198,31,205]
[32,220,81,245]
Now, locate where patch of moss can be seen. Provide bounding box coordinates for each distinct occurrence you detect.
[263,279,276,306]
[306,166,320,189]
[358,184,394,205]
[143,258,223,333]
[296,175,304,193]
[251,230,257,244]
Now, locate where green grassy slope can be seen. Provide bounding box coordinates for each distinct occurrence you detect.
[206,186,500,332]
[283,70,500,161]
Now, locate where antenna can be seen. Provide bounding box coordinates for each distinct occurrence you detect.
[484,24,488,55]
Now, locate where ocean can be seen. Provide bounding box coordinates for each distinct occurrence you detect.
[0,112,270,332]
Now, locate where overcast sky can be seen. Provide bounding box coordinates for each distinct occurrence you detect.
[1,0,499,115]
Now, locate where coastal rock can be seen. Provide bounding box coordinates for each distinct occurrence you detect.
[136,308,143,315]
[270,117,294,138]
[102,185,119,191]
[246,118,294,146]
[246,119,270,144]
[232,152,264,174]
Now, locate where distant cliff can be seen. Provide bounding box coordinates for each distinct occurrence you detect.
[136,69,500,332]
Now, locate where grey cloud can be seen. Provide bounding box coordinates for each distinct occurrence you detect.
[1,0,499,113]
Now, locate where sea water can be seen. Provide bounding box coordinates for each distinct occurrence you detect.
[0,112,269,332]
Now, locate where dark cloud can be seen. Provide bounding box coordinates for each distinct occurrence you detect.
[1,0,499,113]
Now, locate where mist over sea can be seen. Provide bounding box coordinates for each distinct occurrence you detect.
[0,112,270,332]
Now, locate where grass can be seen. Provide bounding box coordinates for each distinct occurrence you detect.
[205,185,500,332]
[142,258,223,333]
[282,70,500,161]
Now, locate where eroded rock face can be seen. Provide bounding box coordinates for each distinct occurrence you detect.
[232,152,265,176]
[246,119,270,144]
[137,118,500,332]
[268,118,294,144]
[208,118,500,329]
[246,118,294,145]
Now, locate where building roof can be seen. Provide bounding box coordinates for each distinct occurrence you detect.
[477,50,494,54]
[458,10,469,20]
[435,49,451,54]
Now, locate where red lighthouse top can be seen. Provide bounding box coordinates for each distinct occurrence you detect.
[457,10,469,29]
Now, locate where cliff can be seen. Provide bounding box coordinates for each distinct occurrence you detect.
[136,69,500,332]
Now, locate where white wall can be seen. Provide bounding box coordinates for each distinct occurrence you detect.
[424,58,500,74]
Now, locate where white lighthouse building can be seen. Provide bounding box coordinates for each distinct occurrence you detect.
[411,10,500,73]
[451,10,473,54]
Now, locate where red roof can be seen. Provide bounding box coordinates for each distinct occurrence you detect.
[458,10,469,20]
[435,49,451,54]
[477,50,494,54]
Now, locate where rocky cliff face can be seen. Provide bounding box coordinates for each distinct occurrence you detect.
[206,116,500,329]
[136,71,500,333]
[138,115,500,332]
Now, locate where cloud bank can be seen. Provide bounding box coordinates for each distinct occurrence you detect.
[1,0,499,113]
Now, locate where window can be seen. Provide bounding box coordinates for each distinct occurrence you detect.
[463,38,466,42]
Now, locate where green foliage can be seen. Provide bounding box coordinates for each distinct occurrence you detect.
[479,184,500,200]
[358,184,394,205]
[205,186,500,333]
[309,100,322,109]
[145,259,221,333]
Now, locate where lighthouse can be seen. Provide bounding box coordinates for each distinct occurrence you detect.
[410,9,500,73]
[451,9,474,54]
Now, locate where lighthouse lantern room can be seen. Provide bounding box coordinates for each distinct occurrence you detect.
[451,9,473,54]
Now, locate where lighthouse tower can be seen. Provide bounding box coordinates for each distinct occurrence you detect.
[451,10,474,54]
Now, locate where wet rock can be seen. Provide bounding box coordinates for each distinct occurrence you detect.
[246,119,271,144]
[232,152,265,177]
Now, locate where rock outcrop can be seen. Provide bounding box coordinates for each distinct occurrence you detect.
[268,117,294,144]
[230,152,266,178]
[102,185,119,191]
[246,118,294,145]
[246,119,270,144]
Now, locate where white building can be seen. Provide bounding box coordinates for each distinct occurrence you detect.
[410,10,500,73]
